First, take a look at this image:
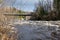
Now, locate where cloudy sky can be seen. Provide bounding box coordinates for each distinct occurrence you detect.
[13,0,38,12]
[2,0,53,12]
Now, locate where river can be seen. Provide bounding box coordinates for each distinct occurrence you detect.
[9,21,60,40]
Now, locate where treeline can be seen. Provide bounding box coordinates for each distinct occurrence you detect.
[30,0,60,21]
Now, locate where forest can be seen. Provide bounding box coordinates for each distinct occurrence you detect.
[30,0,60,21]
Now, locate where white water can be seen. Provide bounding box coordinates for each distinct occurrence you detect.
[9,21,60,40]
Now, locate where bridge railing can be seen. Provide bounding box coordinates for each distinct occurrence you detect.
[3,13,32,16]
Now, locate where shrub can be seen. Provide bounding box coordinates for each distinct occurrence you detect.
[0,14,18,40]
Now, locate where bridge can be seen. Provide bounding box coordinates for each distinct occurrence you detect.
[3,13,33,20]
[0,0,33,20]
[3,13,32,16]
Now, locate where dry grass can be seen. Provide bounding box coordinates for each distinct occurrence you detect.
[0,14,18,40]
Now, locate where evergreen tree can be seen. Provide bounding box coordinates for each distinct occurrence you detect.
[53,0,60,19]
[30,4,48,20]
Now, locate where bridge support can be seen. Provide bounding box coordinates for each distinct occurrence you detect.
[25,16,31,20]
